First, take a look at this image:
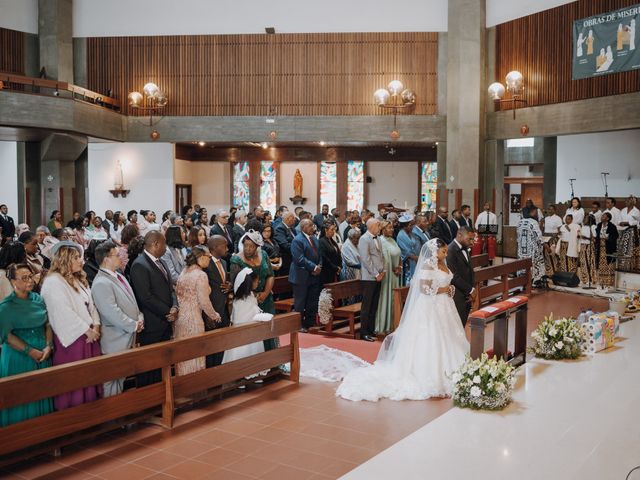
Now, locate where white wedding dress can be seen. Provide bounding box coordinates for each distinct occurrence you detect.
[335,240,470,402]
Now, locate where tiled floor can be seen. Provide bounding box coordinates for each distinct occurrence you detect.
[344,312,640,480]
[1,290,612,480]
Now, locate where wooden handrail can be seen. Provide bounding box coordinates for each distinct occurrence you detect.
[0,71,121,109]
[0,312,300,460]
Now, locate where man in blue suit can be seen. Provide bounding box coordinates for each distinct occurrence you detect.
[412,213,430,248]
[289,219,322,332]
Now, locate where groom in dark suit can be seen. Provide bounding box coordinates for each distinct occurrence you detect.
[289,219,322,332]
[447,226,476,327]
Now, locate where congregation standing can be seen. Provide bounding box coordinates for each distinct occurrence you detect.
[3,194,634,426]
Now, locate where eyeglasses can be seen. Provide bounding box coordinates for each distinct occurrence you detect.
[16,275,35,282]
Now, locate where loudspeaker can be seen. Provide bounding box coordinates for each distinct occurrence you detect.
[366,176,373,183]
[552,272,580,288]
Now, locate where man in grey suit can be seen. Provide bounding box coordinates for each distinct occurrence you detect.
[358,218,386,342]
[92,240,144,396]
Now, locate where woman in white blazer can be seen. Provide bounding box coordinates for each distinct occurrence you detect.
[41,241,103,410]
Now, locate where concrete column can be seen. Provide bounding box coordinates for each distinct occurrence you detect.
[38,0,73,82]
[437,33,447,116]
[73,38,88,88]
[446,0,486,211]
[542,137,557,208]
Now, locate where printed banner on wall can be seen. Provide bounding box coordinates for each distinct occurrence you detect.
[573,3,639,80]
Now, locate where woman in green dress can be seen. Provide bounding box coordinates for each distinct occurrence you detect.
[0,263,53,426]
[230,230,277,350]
[375,221,402,334]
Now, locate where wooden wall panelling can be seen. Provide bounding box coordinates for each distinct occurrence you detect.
[495,0,640,109]
[0,27,25,75]
[87,32,438,117]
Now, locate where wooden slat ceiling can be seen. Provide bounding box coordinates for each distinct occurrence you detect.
[495,0,640,109]
[87,32,438,116]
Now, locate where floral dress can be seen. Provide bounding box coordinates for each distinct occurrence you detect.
[175,266,220,375]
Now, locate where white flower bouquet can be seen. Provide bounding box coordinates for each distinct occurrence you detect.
[451,354,516,411]
[528,314,585,360]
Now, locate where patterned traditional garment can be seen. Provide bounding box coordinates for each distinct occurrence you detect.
[577,240,597,285]
[617,226,639,272]
[557,241,578,273]
[543,235,559,277]
[596,238,616,287]
[516,218,545,282]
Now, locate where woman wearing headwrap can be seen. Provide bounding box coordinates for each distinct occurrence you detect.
[396,214,420,285]
[230,230,277,351]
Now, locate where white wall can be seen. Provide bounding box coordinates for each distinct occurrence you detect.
[280,161,318,213]
[556,130,640,202]
[486,0,574,27]
[71,0,580,36]
[191,162,230,214]
[73,0,448,36]
[0,142,19,219]
[174,158,192,185]
[0,0,38,34]
[87,143,175,217]
[367,161,419,212]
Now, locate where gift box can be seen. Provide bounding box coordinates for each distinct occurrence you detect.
[581,312,620,354]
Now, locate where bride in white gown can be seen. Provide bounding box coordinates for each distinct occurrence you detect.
[335,238,470,401]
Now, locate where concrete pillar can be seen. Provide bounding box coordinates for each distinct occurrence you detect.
[437,33,447,116]
[24,34,40,77]
[446,0,486,211]
[73,38,88,88]
[542,137,557,208]
[24,142,42,226]
[38,0,73,82]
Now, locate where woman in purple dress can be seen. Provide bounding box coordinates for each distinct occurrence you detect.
[40,241,102,410]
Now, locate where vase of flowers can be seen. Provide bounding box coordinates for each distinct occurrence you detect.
[451,354,516,411]
[528,314,585,360]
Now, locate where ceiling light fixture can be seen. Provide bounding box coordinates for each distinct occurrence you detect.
[128,81,168,140]
[374,80,416,140]
[488,71,527,119]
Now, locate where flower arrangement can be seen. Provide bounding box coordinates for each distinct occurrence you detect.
[451,354,516,411]
[318,288,333,325]
[528,314,585,360]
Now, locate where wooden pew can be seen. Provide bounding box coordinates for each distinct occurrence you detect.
[273,275,295,313]
[471,259,532,312]
[0,313,300,466]
[312,279,363,339]
[392,253,493,329]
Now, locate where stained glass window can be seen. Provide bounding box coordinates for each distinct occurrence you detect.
[420,162,438,211]
[259,161,277,212]
[233,161,250,211]
[347,160,364,212]
[319,162,337,210]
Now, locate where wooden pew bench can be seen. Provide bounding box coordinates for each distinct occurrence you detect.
[469,295,529,367]
[311,279,362,339]
[273,275,294,313]
[0,313,301,467]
